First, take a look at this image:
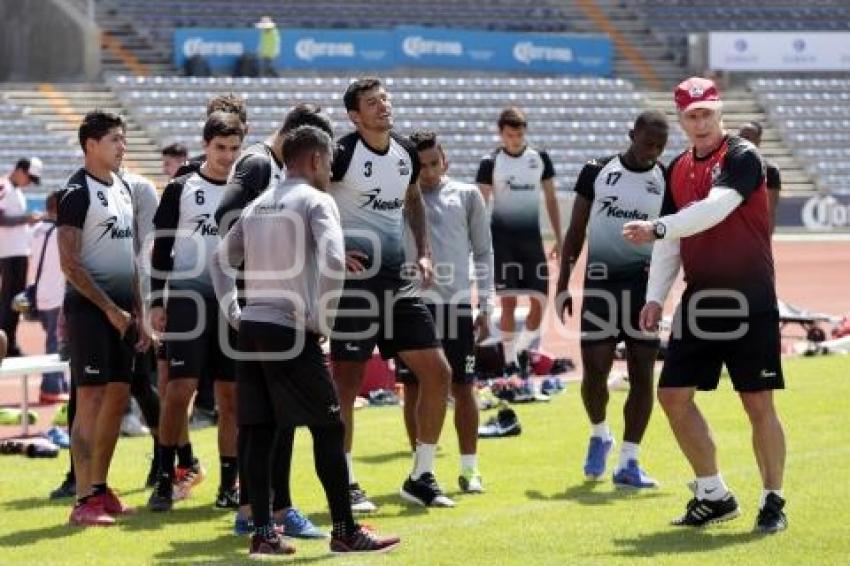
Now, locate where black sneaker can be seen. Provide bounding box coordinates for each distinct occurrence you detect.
[349,483,377,513]
[215,485,240,509]
[400,472,455,507]
[49,475,76,499]
[148,474,174,512]
[671,493,740,527]
[755,493,787,533]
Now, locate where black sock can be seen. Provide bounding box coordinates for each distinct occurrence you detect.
[159,444,177,479]
[91,483,108,496]
[220,456,238,491]
[177,442,194,469]
[271,427,295,512]
[244,424,275,534]
[151,437,161,468]
[309,423,356,537]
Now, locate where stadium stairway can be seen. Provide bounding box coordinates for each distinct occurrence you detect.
[645,88,816,195]
[67,0,171,76]
[575,0,685,90]
[3,84,165,188]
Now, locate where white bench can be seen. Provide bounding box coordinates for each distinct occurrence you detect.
[0,354,69,437]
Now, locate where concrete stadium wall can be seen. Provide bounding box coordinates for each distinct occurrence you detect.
[0,0,100,82]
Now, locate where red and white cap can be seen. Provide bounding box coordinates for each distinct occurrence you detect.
[674,77,722,113]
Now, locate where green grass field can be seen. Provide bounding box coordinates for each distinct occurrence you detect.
[1,355,848,565]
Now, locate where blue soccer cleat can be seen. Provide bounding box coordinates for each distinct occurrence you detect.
[277,507,328,539]
[613,460,660,489]
[583,436,614,480]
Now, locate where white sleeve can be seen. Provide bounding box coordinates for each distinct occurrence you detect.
[660,186,743,240]
[646,238,681,305]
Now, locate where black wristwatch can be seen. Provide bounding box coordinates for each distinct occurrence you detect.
[652,220,667,240]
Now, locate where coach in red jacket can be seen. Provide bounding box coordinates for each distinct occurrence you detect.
[623,77,787,534]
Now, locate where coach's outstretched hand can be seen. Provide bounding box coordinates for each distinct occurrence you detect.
[623,220,655,245]
[639,301,663,332]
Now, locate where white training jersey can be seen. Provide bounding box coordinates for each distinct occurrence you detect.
[57,169,136,308]
[476,145,555,235]
[329,131,419,277]
[573,154,667,280]
[152,170,225,299]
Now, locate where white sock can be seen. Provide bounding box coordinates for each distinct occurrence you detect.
[517,327,542,353]
[345,453,356,485]
[503,337,518,366]
[618,441,639,470]
[460,454,478,472]
[591,421,611,440]
[759,489,783,509]
[411,443,437,480]
[696,474,729,501]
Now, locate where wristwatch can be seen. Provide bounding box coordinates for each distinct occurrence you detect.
[652,220,667,240]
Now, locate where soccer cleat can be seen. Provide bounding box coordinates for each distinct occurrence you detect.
[349,483,378,513]
[44,426,70,449]
[276,507,327,539]
[671,492,740,527]
[583,436,615,481]
[477,407,522,438]
[215,485,240,509]
[755,493,787,534]
[99,488,135,516]
[248,533,296,558]
[458,469,484,494]
[401,473,455,507]
[173,463,205,501]
[148,474,174,512]
[50,475,76,499]
[120,412,149,437]
[234,510,254,536]
[330,525,400,554]
[612,460,659,489]
[69,498,116,527]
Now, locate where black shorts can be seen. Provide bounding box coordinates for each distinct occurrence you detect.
[330,275,439,362]
[164,296,235,382]
[64,297,134,386]
[492,231,548,296]
[237,320,341,428]
[580,276,659,347]
[396,303,476,385]
[660,308,783,392]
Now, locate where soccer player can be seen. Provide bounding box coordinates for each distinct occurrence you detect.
[556,110,669,487]
[0,157,42,357]
[215,103,334,538]
[738,122,781,232]
[147,111,244,512]
[211,125,400,557]
[623,77,787,533]
[396,129,493,494]
[58,110,145,526]
[329,78,452,511]
[476,107,562,376]
[161,142,189,179]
